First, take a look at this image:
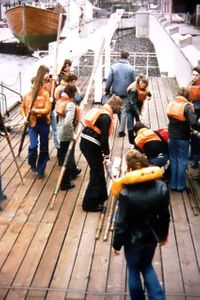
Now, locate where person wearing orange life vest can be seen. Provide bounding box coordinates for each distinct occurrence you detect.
[126,74,151,148]
[43,70,61,157]
[54,72,83,106]
[56,84,81,190]
[134,121,169,168]
[167,87,199,192]
[187,66,200,168]
[21,77,51,179]
[80,95,122,212]
[112,149,170,300]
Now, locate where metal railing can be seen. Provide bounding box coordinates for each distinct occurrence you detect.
[78,51,160,77]
[0,82,23,115]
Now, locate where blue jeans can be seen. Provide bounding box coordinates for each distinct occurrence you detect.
[127,111,139,131]
[124,243,165,300]
[168,139,189,190]
[28,120,50,175]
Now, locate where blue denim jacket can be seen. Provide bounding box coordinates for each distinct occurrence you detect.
[105,59,135,97]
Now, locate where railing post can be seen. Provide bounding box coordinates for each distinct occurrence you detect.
[19,72,22,94]
[146,53,149,76]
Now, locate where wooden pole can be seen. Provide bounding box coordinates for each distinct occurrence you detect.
[0,112,24,185]
[95,157,121,240]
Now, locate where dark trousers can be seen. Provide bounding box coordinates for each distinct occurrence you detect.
[59,141,77,188]
[191,107,200,163]
[80,137,108,211]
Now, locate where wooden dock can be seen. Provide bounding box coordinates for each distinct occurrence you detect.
[0,77,200,299]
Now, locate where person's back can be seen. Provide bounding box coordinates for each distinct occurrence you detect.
[105,51,135,137]
[112,149,170,300]
[134,122,168,167]
[120,180,169,244]
[106,59,134,97]
[167,87,198,191]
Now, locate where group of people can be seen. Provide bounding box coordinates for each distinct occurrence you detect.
[20,59,82,190]
[1,50,200,300]
[105,52,200,193]
[102,53,199,299]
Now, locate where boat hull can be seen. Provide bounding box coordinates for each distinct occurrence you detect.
[5,5,64,52]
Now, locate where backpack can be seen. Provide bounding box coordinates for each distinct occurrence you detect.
[33,95,47,110]
[55,98,68,117]
[155,128,169,143]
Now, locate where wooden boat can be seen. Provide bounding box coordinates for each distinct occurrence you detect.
[5,4,66,53]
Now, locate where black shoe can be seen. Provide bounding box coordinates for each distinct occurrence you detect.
[177,188,186,192]
[60,183,75,191]
[82,203,103,212]
[191,161,198,169]
[0,194,7,201]
[71,168,81,180]
[31,167,37,173]
[37,173,44,180]
[118,132,126,137]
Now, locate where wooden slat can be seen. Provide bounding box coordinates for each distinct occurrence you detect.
[0,77,200,300]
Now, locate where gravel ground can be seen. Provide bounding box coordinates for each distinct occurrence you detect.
[79,28,160,77]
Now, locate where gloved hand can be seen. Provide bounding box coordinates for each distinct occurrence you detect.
[103,158,112,178]
[139,115,144,123]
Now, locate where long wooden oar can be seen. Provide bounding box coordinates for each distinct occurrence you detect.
[110,200,119,231]
[102,157,121,241]
[18,65,48,156]
[0,112,24,185]
[95,157,121,240]
[49,130,81,210]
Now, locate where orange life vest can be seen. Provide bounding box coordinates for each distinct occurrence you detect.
[111,166,163,197]
[55,93,80,123]
[188,79,200,101]
[127,81,149,102]
[21,88,51,127]
[135,128,161,151]
[84,104,113,135]
[166,96,194,121]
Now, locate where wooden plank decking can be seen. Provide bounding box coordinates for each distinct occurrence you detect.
[0,77,200,299]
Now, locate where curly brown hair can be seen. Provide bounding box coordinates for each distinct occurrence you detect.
[126,149,149,171]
